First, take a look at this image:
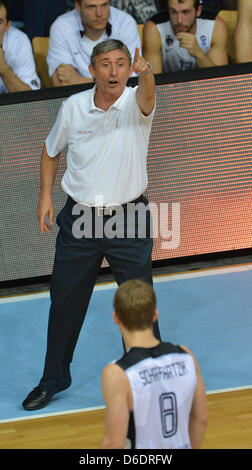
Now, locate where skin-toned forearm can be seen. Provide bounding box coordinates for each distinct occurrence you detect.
[133,49,155,115]
[100,435,125,449]
[0,60,31,92]
[52,65,93,87]
[100,365,130,449]
[52,74,93,87]
[142,21,163,74]
[182,345,208,449]
[39,144,60,196]
[195,49,217,68]
[235,25,252,62]
[137,71,156,114]
[235,0,252,62]
[37,145,60,233]
[189,416,208,448]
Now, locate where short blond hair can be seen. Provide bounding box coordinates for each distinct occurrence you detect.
[113,279,156,331]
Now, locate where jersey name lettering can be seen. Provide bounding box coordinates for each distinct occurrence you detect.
[139,360,189,386]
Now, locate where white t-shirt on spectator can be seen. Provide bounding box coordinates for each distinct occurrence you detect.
[0,26,40,94]
[47,7,141,78]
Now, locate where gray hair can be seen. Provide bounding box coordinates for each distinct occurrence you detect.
[90,39,132,68]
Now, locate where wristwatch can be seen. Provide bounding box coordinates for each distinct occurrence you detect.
[138,62,152,76]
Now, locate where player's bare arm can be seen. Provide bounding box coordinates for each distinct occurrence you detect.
[142,20,163,74]
[181,345,208,448]
[100,363,131,449]
[206,16,228,66]
[235,0,252,63]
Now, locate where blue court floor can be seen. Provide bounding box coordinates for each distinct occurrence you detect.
[0,264,252,422]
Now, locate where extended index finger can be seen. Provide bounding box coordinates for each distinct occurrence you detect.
[133,47,140,64]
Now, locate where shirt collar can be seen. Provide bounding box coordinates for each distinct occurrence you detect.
[89,85,129,112]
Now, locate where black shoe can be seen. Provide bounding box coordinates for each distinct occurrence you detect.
[22,382,71,411]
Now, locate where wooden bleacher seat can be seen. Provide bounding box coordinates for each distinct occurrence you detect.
[32,37,53,88]
[137,24,144,47]
[217,10,238,63]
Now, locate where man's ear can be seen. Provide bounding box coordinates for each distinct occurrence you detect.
[196,5,203,18]
[153,309,159,323]
[6,20,12,32]
[75,1,80,14]
[88,64,95,80]
[112,310,120,325]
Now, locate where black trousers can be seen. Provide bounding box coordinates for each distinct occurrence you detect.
[39,195,161,392]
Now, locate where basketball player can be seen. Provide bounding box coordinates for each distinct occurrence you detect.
[100,279,208,449]
[142,0,228,73]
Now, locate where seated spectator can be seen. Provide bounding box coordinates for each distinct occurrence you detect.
[110,0,159,24]
[235,0,252,63]
[143,0,228,74]
[0,0,40,93]
[47,0,142,87]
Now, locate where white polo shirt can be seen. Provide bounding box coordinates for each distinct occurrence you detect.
[0,26,40,94]
[45,86,155,206]
[47,7,141,78]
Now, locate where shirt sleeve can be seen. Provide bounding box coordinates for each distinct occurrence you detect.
[47,18,76,76]
[45,101,69,157]
[11,33,40,89]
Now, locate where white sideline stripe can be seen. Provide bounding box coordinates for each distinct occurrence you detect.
[1,385,251,424]
[0,406,105,424]
[206,384,252,395]
[1,264,252,304]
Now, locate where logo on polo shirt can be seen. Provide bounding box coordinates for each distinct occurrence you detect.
[83,130,93,135]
